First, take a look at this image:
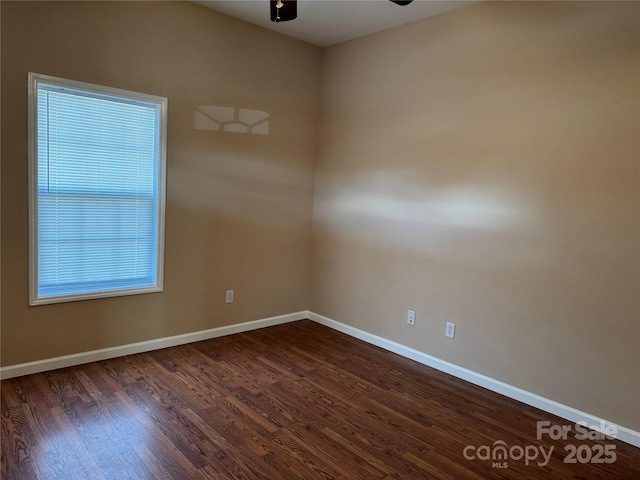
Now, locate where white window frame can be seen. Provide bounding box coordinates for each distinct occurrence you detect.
[28,73,167,306]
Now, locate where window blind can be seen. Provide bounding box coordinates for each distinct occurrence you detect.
[33,79,164,301]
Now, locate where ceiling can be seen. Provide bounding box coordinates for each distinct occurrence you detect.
[196,0,473,47]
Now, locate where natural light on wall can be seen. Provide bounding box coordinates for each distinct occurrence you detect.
[194,105,270,135]
[313,171,539,271]
[28,73,167,305]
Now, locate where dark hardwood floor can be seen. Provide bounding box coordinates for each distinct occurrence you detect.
[2,320,639,479]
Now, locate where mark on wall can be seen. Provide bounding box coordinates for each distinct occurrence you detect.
[195,106,269,135]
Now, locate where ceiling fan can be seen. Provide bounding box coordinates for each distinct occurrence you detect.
[270,0,414,23]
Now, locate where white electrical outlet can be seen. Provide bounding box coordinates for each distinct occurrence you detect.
[445,322,456,339]
[225,290,234,304]
[407,310,416,326]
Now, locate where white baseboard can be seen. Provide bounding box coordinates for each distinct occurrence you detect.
[0,311,307,381]
[2,309,638,448]
[306,311,640,449]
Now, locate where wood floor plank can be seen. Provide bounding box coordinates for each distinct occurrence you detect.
[1,405,37,480]
[2,319,639,480]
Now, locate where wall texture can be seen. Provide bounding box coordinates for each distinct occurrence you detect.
[1,1,321,365]
[311,1,640,430]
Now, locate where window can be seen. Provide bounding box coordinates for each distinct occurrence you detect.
[28,73,167,305]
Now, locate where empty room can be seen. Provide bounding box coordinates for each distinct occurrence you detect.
[1,1,639,478]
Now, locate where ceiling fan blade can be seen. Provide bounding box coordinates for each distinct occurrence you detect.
[389,0,414,5]
[270,0,297,22]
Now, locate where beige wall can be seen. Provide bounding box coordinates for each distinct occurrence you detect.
[311,1,640,430]
[1,1,321,365]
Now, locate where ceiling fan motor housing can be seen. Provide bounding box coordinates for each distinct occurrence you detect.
[270,0,297,22]
[270,0,413,23]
